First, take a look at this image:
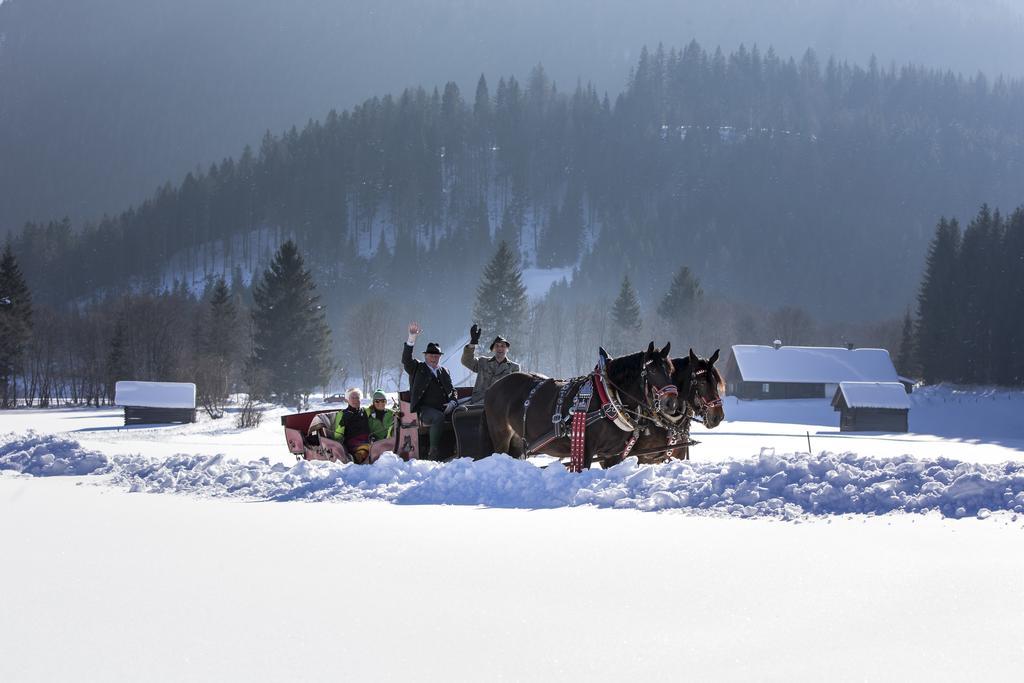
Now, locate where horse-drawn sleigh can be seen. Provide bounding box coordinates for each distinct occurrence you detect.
[281,343,724,469]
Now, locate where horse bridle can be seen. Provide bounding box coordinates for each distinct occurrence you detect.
[606,356,679,425]
[688,365,722,423]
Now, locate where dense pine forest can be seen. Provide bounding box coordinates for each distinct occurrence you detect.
[6,41,1024,399]
[13,43,1024,315]
[914,206,1024,386]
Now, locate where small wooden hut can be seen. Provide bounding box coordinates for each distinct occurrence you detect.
[114,381,197,425]
[831,382,910,432]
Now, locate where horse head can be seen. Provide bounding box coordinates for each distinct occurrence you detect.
[678,347,725,428]
[603,342,679,418]
[643,341,680,417]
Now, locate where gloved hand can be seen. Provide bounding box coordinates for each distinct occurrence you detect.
[469,323,481,345]
[444,399,458,414]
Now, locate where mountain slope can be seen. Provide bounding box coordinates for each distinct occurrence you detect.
[3,0,1024,231]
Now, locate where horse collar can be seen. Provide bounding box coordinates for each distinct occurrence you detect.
[594,370,634,432]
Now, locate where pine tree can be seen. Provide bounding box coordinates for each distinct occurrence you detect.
[897,309,916,377]
[956,205,1000,383]
[999,208,1024,385]
[104,317,131,403]
[251,240,331,408]
[657,265,702,329]
[472,241,528,346]
[473,74,492,124]
[916,218,961,384]
[0,244,33,407]
[195,276,239,417]
[610,275,642,354]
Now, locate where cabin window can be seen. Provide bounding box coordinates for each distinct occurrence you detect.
[761,383,770,393]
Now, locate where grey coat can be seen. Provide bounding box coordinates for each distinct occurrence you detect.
[461,344,521,403]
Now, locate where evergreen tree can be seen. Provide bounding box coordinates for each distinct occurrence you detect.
[473,241,528,345]
[897,308,916,377]
[104,317,131,403]
[0,244,33,407]
[956,205,1000,383]
[251,240,331,408]
[998,208,1024,384]
[610,275,642,354]
[195,276,240,417]
[657,265,703,329]
[915,218,961,384]
[473,74,492,124]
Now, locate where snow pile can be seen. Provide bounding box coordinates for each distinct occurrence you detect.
[4,433,1024,518]
[0,432,110,476]
[111,451,436,503]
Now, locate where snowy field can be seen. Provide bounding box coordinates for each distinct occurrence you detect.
[3,386,1024,681]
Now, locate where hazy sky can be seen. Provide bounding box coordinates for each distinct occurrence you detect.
[4,0,1024,231]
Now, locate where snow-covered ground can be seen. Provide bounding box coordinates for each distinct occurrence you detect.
[2,386,1024,680]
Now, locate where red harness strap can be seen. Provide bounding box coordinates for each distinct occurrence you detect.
[569,410,587,473]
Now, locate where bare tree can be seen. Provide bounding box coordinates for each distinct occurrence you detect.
[770,306,815,346]
[345,299,395,393]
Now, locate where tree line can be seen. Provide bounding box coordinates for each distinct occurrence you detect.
[5,231,916,413]
[910,205,1024,386]
[9,40,1024,346]
[0,240,332,412]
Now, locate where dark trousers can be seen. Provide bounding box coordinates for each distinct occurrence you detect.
[418,405,445,454]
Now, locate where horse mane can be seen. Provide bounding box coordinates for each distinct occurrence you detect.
[605,350,648,389]
[711,365,725,393]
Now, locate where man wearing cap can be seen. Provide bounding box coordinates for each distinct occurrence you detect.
[461,323,521,404]
[402,322,458,460]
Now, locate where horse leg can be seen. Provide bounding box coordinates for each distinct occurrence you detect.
[507,434,525,460]
[477,409,495,460]
[602,454,623,469]
[487,415,515,458]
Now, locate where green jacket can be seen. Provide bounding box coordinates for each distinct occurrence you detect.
[317,406,394,443]
[329,406,370,444]
[366,407,395,442]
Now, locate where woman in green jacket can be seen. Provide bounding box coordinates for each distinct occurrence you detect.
[367,389,397,462]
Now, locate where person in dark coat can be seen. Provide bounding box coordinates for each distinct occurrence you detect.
[402,322,458,460]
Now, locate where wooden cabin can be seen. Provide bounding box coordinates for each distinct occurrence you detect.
[723,342,901,400]
[831,382,910,432]
[114,381,197,425]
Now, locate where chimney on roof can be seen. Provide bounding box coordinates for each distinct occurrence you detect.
[846,342,855,350]
[772,339,782,350]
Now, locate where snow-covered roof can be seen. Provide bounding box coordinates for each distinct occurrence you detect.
[833,382,911,410]
[115,381,196,409]
[731,345,898,384]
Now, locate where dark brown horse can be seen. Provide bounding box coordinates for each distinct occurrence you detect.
[606,348,726,466]
[480,342,679,469]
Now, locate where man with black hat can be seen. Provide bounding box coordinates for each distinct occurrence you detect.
[402,322,459,460]
[461,323,521,404]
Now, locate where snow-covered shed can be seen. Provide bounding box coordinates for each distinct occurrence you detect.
[114,381,197,425]
[723,343,900,399]
[831,382,910,432]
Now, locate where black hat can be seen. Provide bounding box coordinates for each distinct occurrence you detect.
[423,342,443,355]
[489,335,510,351]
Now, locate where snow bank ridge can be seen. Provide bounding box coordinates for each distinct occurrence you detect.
[0,432,110,476]
[3,432,1023,519]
